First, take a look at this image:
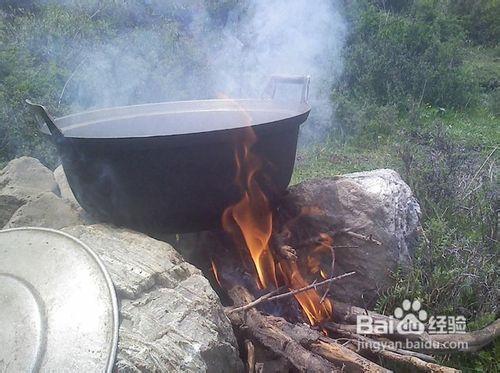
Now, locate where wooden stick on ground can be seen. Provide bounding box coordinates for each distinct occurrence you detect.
[325,323,462,373]
[333,301,500,353]
[428,318,500,353]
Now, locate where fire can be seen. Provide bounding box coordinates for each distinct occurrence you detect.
[211,259,222,287]
[278,261,333,325]
[222,101,333,325]
[308,233,334,279]
[222,125,277,289]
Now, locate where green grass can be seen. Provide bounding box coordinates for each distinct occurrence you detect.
[464,46,500,88]
[292,142,400,184]
[417,105,500,148]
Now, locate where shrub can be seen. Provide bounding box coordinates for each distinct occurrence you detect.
[0,1,223,166]
[0,4,114,166]
[338,0,478,109]
[331,92,400,145]
[450,0,500,46]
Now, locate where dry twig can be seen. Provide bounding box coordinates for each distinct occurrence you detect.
[320,245,335,303]
[226,272,356,314]
[226,286,285,315]
[342,229,383,245]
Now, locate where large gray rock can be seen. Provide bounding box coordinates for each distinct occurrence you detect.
[53,165,80,208]
[285,169,421,307]
[0,157,58,226]
[4,191,86,229]
[62,224,243,373]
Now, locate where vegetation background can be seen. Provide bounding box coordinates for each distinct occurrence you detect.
[0,0,498,370]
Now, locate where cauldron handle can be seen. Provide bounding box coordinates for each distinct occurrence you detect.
[263,75,310,103]
[25,99,64,139]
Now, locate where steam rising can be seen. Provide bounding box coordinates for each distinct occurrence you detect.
[65,0,346,139]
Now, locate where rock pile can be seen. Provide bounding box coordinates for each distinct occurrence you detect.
[0,157,244,372]
[0,156,421,371]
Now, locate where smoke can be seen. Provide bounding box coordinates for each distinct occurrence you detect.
[61,0,346,140]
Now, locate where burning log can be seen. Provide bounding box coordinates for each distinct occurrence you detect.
[207,213,490,372]
[226,284,493,372]
[213,239,456,371]
[213,241,483,372]
[203,226,495,372]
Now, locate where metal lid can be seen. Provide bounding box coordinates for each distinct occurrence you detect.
[0,228,118,372]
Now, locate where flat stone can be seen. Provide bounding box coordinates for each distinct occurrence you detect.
[0,157,58,226]
[4,192,86,229]
[62,224,243,373]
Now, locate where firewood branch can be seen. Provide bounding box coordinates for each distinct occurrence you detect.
[325,323,461,373]
[227,285,389,372]
[426,318,500,353]
[227,285,342,372]
[333,301,500,353]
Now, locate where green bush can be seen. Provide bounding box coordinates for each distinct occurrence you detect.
[330,1,499,369]
[331,92,400,144]
[450,0,500,46]
[0,4,114,166]
[338,0,477,109]
[0,1,227,167]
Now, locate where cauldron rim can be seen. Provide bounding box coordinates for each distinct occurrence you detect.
[44,98,310,140]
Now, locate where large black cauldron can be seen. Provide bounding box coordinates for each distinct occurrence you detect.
[27,76,311,233]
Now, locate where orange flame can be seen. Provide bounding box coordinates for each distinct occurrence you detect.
[221,106,276,289]
[278,261,333,325]
[211,259,222,287]
[222,100,332,325]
